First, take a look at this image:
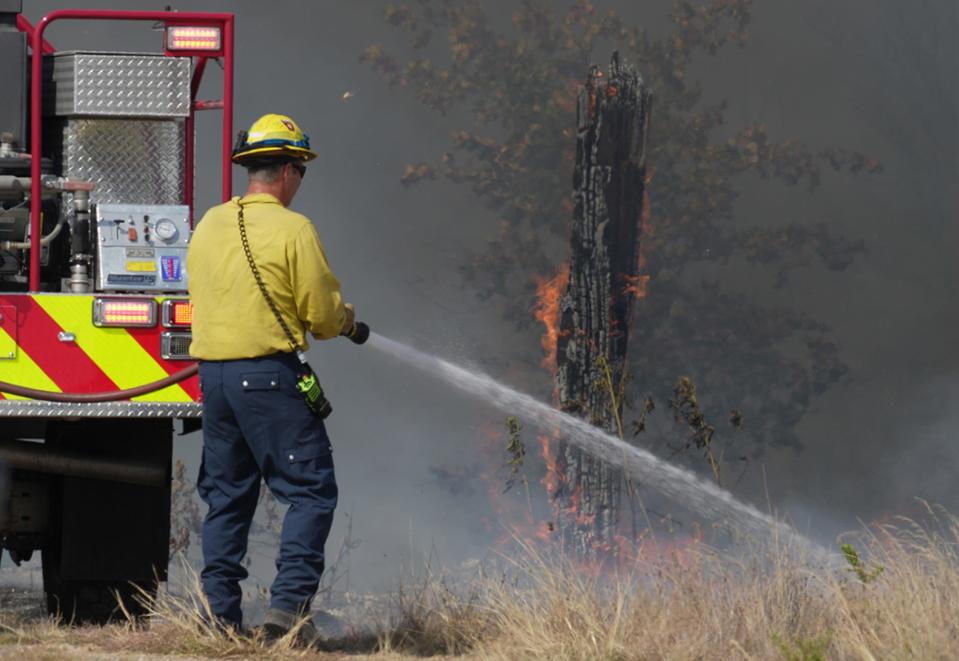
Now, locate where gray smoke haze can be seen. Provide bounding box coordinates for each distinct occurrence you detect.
[24,0,958,593]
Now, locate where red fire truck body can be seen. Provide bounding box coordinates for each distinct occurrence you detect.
[0,3,232,620]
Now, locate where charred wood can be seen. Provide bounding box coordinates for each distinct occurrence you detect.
[554,53,652,557]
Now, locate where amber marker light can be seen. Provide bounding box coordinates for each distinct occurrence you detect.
[161,299,193,328]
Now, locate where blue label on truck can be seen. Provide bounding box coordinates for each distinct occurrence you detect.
[161,256,182,282]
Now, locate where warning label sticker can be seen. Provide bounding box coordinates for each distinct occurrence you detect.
[161,256,182,282]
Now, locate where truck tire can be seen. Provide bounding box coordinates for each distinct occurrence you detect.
[41,576,152,624]
[41,419,173,623]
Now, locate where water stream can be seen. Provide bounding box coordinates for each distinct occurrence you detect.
[368,332,832,563]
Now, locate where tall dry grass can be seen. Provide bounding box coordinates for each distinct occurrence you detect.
[0,558,357,659]
[382,504,959,660]
[0,509,956,659]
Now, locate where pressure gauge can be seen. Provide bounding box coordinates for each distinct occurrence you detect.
[153,218,179,243]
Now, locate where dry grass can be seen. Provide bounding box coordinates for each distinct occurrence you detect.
[0,560,382,660]
[379,504,959,660]
[0,508,957,659]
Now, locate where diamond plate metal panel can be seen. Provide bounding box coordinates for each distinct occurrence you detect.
[62,119,185,206]
[45,52,191,118]
[0,401,202,418]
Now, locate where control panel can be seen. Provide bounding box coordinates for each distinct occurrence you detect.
[95,204,191,292]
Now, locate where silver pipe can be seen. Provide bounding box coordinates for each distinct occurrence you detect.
[0,175,75,193]
[0,439,167,487]
[0,180,92,250]
[0,216,65,250]
[69,263,90,293]
[69,189,92,293]
[0,176,31,192]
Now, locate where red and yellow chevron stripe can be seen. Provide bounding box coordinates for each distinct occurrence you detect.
[0,294,199,403]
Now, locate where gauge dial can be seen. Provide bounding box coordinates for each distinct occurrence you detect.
[153,218,179,243]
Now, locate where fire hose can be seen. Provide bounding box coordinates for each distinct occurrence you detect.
[0,364,198,402]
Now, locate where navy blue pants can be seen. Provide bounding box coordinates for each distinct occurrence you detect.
[197,353,338,626]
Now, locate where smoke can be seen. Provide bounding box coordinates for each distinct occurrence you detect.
[21,0,959,594]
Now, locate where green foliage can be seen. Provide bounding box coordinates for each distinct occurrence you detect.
[630,395,656,436]
[502,415,534,514]
[772,631,833,661]
[669,376,721,484]
[364,0,878,455]
[840,543,884,584]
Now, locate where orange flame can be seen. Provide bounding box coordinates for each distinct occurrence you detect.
[477,423,526,546]
[576,511,597,527]
[477,423,568,550]
[539,434,562,496]
[640,176,653,236]
[634,530,703,570]
[533,264,569,374]
[568,482,582,515]
[627,182,654,301]
[623,274,650,299]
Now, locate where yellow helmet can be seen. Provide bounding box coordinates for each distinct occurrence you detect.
[231,113,318,164]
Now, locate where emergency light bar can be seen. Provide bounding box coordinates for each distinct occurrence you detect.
[161,299,193,328]
[165,25,222,55]
[93,299,157,328]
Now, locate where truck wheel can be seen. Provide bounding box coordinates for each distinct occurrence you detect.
[41,419,173,623]
[42,576,153,623]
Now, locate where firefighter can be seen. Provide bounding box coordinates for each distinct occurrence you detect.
[187,113,353,643]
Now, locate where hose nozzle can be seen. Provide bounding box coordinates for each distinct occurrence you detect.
[343,321,370,345]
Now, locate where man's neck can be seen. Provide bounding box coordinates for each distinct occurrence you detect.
[244,182,286,206]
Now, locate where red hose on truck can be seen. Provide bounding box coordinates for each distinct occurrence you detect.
[0,364,198,402]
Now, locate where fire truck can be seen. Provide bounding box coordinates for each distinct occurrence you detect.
[0,3,235,621]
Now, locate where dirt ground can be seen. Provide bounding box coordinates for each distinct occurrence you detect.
[0,587,392,661]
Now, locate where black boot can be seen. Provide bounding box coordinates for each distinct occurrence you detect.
[259,607,324,649]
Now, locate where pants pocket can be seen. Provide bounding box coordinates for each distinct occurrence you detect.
[239,372,280,391]
[282,442,331,464]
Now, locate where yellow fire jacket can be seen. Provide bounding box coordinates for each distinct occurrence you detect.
[187,193,347,360]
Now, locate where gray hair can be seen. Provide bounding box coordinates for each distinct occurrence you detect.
[245,160,288,183]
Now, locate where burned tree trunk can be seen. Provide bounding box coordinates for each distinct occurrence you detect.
[555,53,651,557]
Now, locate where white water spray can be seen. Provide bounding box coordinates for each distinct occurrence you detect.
[368,332,832,562]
